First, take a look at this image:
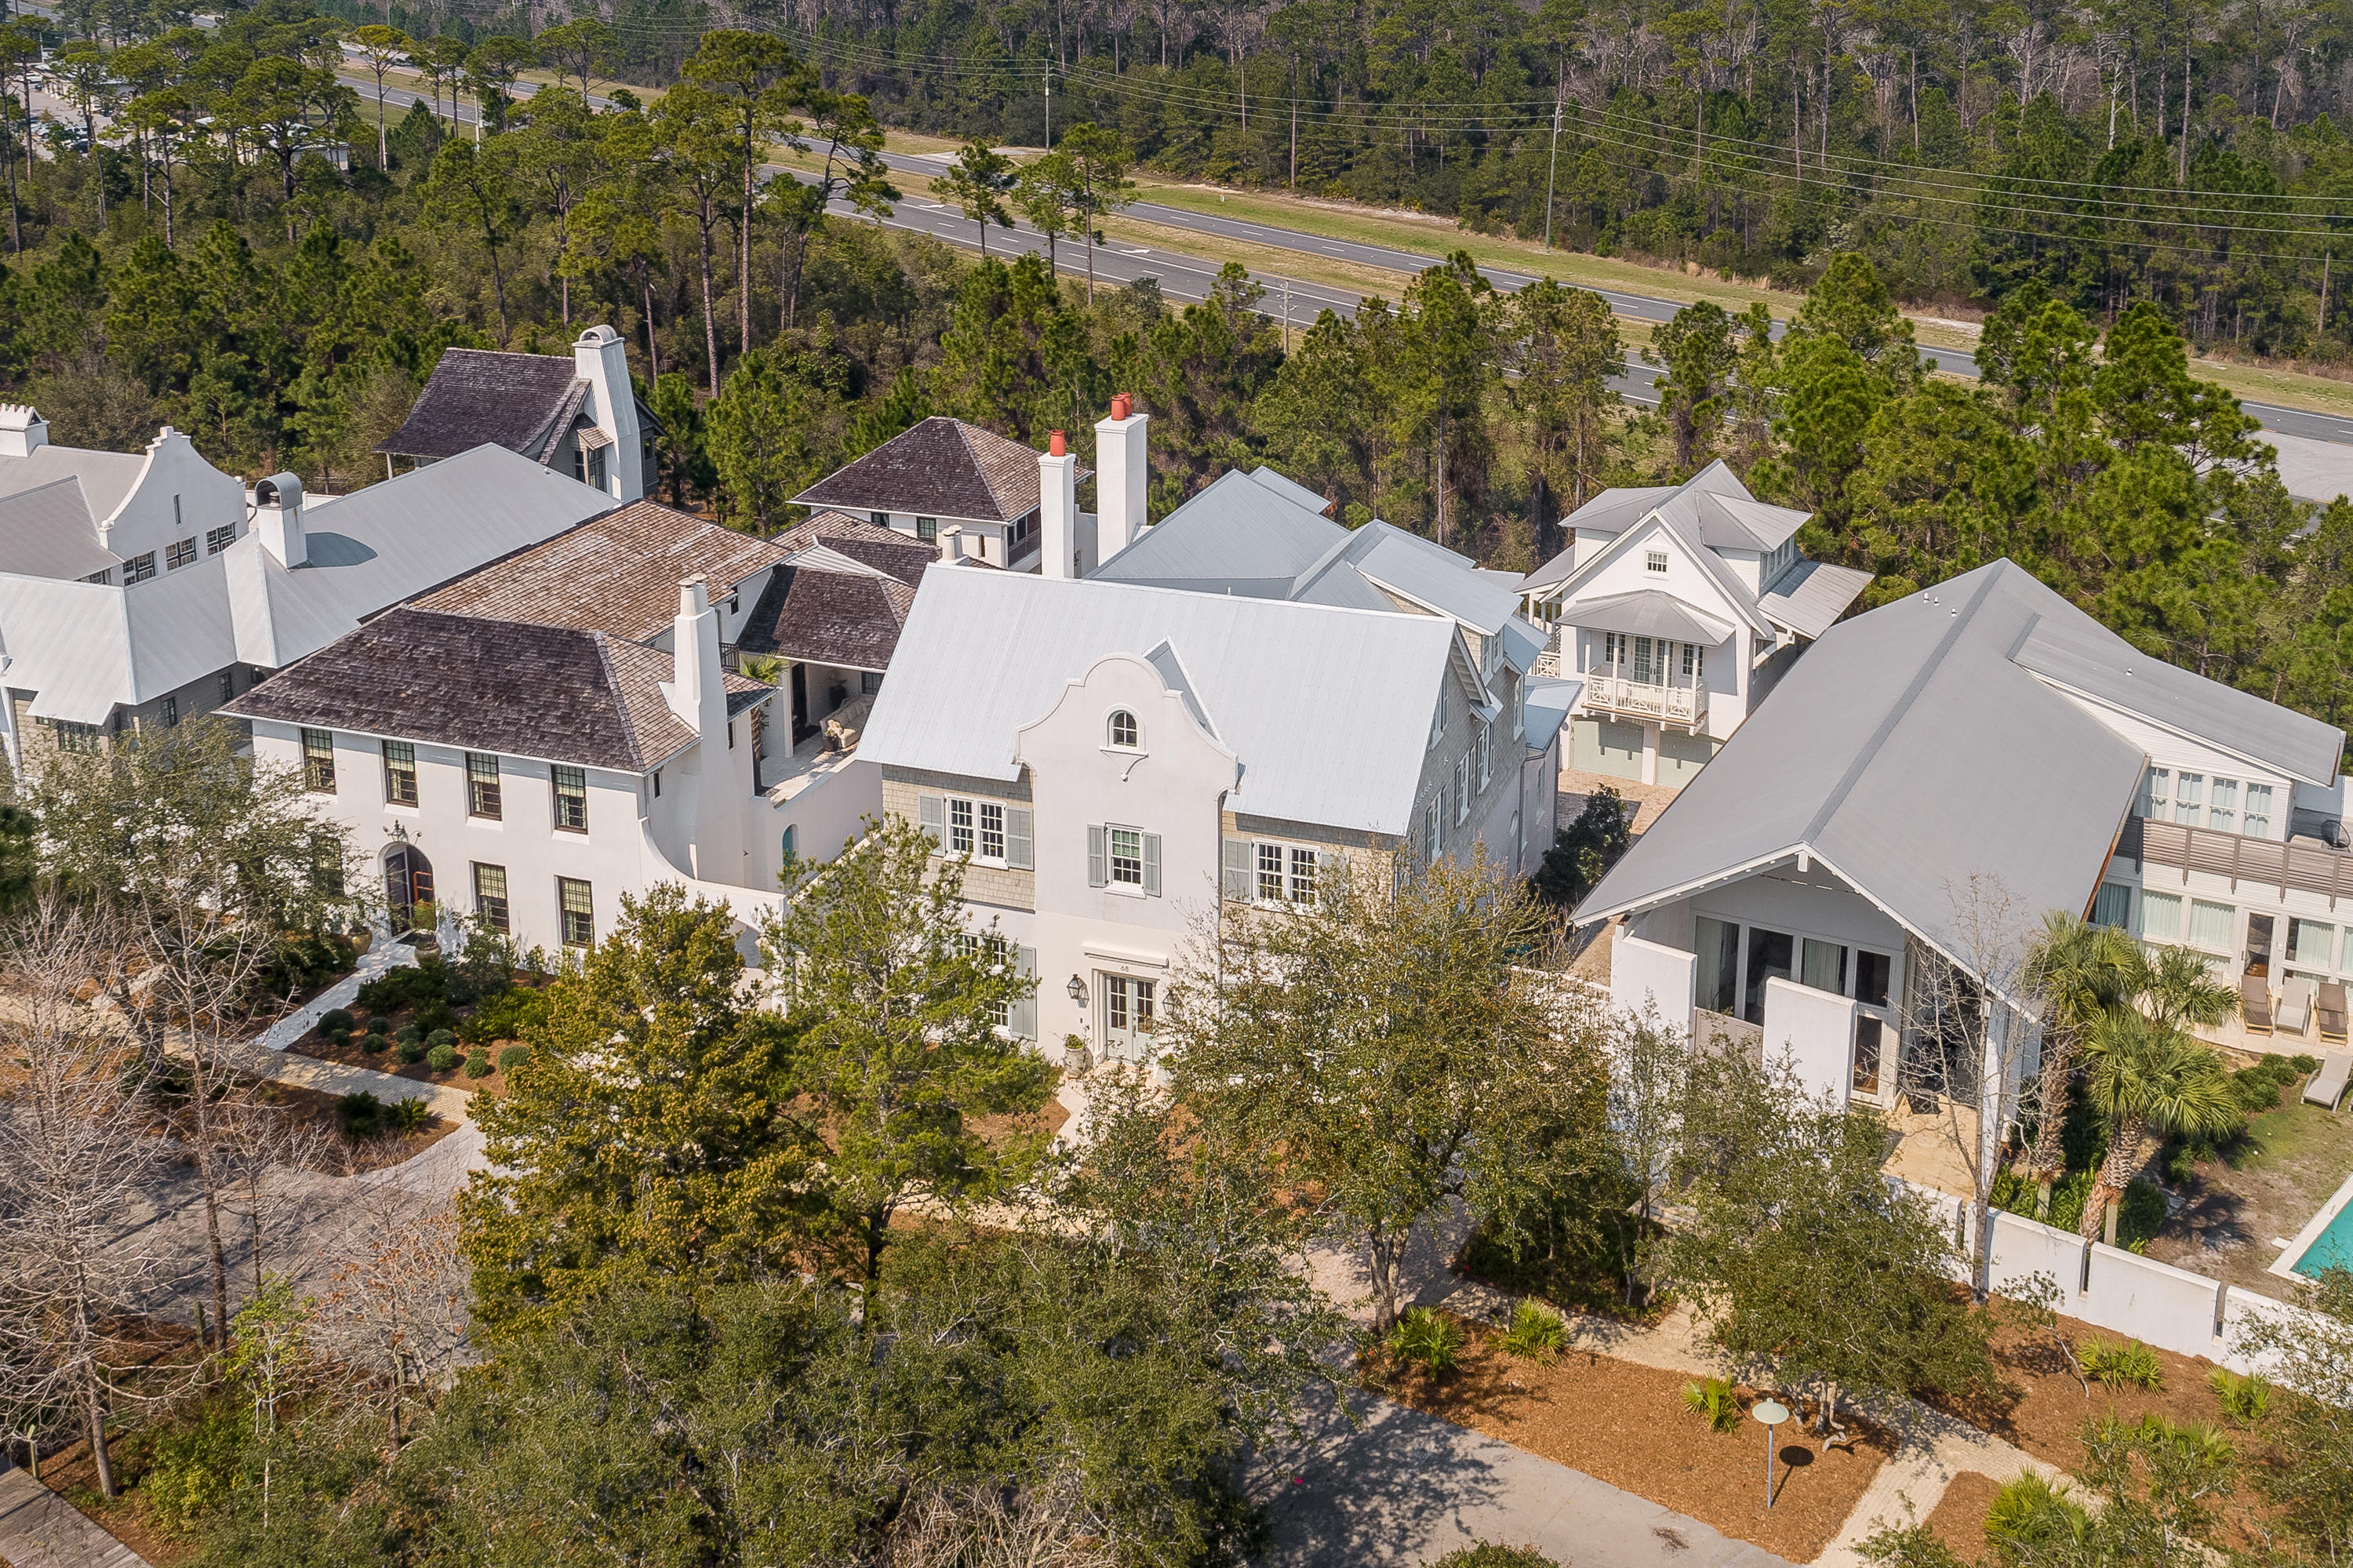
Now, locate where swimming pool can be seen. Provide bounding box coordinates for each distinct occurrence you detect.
[2276,1169,2353,1281]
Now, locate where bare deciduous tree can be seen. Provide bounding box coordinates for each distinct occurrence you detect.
[313,1202,471,1449]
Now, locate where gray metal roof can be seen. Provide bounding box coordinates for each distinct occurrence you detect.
[1757,558,1875,640]
[1242,465,1333,515]
[0,442,144,522]
[2013,610,2344,784]
[1522,465,1812,595]
[1536,504,1779,642]
[1093,466,1348,591]
[1577,561,2208,966]
[1297,523,1522,635]
[860,571,1460,836]
[1524,676,1581,750]
[0,478,116,580]
[1567,588,1737,642]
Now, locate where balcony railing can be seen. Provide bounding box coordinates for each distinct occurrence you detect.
[1584,671,1707,728]
[2120,815,2353,909]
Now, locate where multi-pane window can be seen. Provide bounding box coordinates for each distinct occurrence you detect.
[1258,842,1285,902]
[206,523,235,555]
[160,696,177,727]
[1453,755,1471,824]
[1105,975,1155,1035]
[2246,783,2275,839]
[558,877,594,948]
[949,798,975,855]
[56,720,100,755]
[310,833,344,897]
[466,752,502,819]
[2140,766,2169,817]
[1108,710,1139,748]
[1289,846,1318,903]
[122,551,155,584]
[473,864,510,933]
[2209,777,2238,833]
[1645,550,1668,573]
[2173,773,2206,827]
[82,568,111,585]
[979,802,1005,860]
[218,671,235,702]
[552,766,588,831]
[381,740,418,806]
[1109,828,1144,886]
[1475,719,1491,791]
[1681,643,1704,681]
[301,728,336,791]
[165,538,197,571]
[915,516,938,542]
[918,795,1031,868]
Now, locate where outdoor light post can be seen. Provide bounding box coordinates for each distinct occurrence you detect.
[1751,1399,1788,1509]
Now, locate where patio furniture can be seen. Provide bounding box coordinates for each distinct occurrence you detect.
[2282,976,2318,1035]
[2243,974,2276,1035]
[2323,981,2350,1046]
[2306,1050,2353,1110]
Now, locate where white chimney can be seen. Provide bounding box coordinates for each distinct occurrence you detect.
[255,474,305,567]
[1038,430,1078,580]
[574,325,645,503]
[1093,393,1147,559]
[667,576,723,728]
[0,405,47,460]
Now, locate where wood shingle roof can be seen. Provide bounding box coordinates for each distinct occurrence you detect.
[790,417,1071,525]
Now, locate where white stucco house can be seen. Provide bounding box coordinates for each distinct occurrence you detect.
[1518,461,1872,789]
[857,566,1561,1059]
[1579,558,2347,1130]
[0,413,617,773]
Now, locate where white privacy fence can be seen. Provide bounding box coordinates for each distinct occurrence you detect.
[1911,1188,2325,1377]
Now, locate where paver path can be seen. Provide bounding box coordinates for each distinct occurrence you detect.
[0,1464,148,1568]
[234,940,471,1120]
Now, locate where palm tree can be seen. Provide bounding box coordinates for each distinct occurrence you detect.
[2076,1010,2240,1242]
[2023,912,2137,1214]
[2126,944,2237,1031]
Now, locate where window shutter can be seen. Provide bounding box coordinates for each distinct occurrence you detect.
[1006,807,1035,870]
[917,792,944,849]
[1222,838,1253,902]
[1143,833,1162,896]
[1009,945,1038,1039]
[1088,825,1107,887]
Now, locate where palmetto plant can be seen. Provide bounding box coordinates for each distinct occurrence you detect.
[2022,911,2139,1206]
[2077,1010,2239,1241]
[2125,944,2237,1031]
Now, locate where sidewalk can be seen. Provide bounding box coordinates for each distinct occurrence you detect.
[0,1464,149,1568]
[235,940,472,1122]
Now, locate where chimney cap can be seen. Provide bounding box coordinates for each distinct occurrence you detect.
[1107,394,1130,421]
[1048,430,1067,457]
[255,472,304,509]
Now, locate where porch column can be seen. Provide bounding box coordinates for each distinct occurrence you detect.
[1640,722,1660,785]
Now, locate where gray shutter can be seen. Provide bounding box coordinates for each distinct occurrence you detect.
[1143,833,1162,897]
[1221,838,1253,902]
[1006,807,1034,870]
[1088,824,1107,887]
[917,792,944,849]
[1009,944,1038,1039]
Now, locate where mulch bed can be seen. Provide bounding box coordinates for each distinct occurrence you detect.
[1384,1319,1892,1563]
[260,1079,460,1173]
[1922,1308,2234,1469]
[1922,1471,1999,1563]
[286,1029,524,1099]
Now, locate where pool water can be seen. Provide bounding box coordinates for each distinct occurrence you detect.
[2293,1197,2353,1277]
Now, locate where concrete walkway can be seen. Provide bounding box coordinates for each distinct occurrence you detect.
[0,1464,149,1568]
[233,940,472,1121]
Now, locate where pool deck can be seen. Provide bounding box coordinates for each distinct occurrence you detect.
[2271,1164,2353,1281]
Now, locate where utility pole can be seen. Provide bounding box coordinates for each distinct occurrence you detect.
[2324,249,2333,343]
[1044,60,1053,147]
[1282,278,1291,352]
[1543,92,1562,251]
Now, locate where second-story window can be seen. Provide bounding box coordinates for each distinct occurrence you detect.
[1475,718,1491,791]
[467,752,503,819]
[916,517,938,542]
[473,863,509,933]
[979,802,1005,860]
[1453,755,1471,824]
[552,766,589,831]
[1257,842,1285,901]
[301,729,336,792]
[1289,846,1318,903]
[56,720,101,755]
[165,539,197,571]
[949,798,975,854]
[1089,824,1162,894]
[123,551,156,584]
[206,523,236,555]
[1109,828,1144,886]
[2246,783,2275,838]
[382,740,418,806]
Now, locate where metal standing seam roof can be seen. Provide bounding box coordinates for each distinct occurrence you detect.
[1519,464,1812,595]
[409,499,787,643]
[1558,588,1736,643]
[859,571,1461,837]
[1536,506,1779,642]
[0,478,117,580]
[0,442,146,522]
[1299,523,1525,635]
[1093,465,1350,590]
[1756,558,1875,641]
[1575,560,2191,968]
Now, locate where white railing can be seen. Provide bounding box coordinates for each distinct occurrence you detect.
[1586,672,1707,726]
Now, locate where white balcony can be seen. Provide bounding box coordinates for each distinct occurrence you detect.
[1584,672,1707,729]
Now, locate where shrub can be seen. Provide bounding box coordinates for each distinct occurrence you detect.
[2209,1367,2271,1425]
[1856,1523,1970,1567]
[368,1013,392,1035]
[355,1030,382,1054]
[427,1028,456,1049]
[395,1024,423,1046]
[2293,1053,2322,1074]
[336,1092,384,1140]
[386,1097,432,1133]
[317,1007,354,1035]
[325,1026,351,1050]
[1985,1472,2089,1559]
[2078,1337,2164,1390]
[1993,1166,2098,1231]
[1680,1375,1742,1435]
[459,983,548,1045]
[1383,1307,1464,1376]
[1431,1548,1564,1568]
[413,999,456,1035]
[497,1043,531,1074]
[139,1400,249,1530]
[464,1048,491,1078]
[2117,1179,2169,1252]
[426,1042,458,1073]
[396,1037,426,1064]
[1499,1300,1568,1360]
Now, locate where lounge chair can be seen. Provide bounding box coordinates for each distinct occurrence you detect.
[2243,974,2276,1035]
[2282,976,2318,1035]
[2322,981,2349,1046]
[2306,1050,2353,1110]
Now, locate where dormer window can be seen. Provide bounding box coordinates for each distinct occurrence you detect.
[1107,710,1140,748]
[1646,551,1668,573]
